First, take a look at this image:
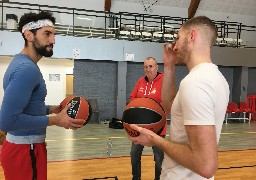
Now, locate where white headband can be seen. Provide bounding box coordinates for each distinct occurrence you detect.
[22,19,54,33]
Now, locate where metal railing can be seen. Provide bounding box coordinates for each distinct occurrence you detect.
[1,1,256,47]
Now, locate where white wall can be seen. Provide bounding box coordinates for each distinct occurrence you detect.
[195,10,256,46]
[111,1,256,26]
[7,0,256,26]
[0,58,12,107]
[111,1,188,18]
[0,31,164,62]
[3,0,255,43]
[5,0,106,27]
[110,1,256,45]
[10,0,105,11]
[38,58,74,105]
[0,56,74,107]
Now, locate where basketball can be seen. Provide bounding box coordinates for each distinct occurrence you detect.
[60,96,92,125]
[122,97,166,137]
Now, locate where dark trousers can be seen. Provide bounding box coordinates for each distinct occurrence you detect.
[130,136,165,180]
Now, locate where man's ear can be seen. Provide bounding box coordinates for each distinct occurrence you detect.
[189,29,196,44]
[23,30,34,42]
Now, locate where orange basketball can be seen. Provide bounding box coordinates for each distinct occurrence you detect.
[122,97,166,137]
[60,96,92,125]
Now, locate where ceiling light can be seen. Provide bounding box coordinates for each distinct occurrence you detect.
[77,17,92,20]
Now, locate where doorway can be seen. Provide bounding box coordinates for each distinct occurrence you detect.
[66,74,73,97]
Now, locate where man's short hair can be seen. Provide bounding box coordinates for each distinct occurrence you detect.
[145,57,158,65]
[182,16,217,47]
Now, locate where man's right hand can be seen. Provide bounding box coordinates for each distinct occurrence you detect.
[49,104,85,130]
[163,43,177,67]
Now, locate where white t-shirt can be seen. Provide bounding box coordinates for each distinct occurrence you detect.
[161,63,230,180]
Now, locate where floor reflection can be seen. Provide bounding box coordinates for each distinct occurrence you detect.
[46,121,256,161]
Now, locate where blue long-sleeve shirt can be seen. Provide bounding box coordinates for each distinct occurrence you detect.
[0,54,49,136]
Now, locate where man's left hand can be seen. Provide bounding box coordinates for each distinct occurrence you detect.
[128,124,159,147]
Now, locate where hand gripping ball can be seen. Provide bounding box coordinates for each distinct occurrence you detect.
[122,97,166,137]
[60,96,92,125]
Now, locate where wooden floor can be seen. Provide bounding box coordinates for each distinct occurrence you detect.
[0,121,256,179]
[49,150,256,180]
[1,150,255,179]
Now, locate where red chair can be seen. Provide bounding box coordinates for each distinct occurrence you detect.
[225,102,242,124]
[239,102,252,123]
[247,95,256,121]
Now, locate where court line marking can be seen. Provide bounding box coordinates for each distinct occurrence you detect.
[45,131,256,142]
[221,131,256,134]
[46,136,126,142]
[218,164,256,170]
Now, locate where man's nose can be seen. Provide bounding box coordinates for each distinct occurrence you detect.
[173,44,178,51]
[50,35,55,44]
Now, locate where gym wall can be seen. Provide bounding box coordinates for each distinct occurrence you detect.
[72,59,235,120]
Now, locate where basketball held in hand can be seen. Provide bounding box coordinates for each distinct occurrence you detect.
[60,96,92,125]
[122,97,166,137]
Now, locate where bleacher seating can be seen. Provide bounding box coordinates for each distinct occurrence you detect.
[225,101,253,124]
[141,31,152,41]
[224,38,235,46]
[239,102,252,123]
[119,30,130,39]
[234,38,246,47]
[225,102,242,124]
[0,1,255,47]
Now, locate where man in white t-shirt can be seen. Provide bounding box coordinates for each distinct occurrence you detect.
[128,16,230,179]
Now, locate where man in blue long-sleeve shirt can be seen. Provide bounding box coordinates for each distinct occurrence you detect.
[0,11,85,180]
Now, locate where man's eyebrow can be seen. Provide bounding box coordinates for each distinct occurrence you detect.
[44,30,55,34]
[144,65,154,67]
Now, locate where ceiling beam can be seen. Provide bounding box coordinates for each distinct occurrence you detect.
[188,0,201,19]
[104,0,111,12]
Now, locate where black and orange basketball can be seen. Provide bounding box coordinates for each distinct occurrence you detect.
[122,97,166,137]
[60,96,92,125]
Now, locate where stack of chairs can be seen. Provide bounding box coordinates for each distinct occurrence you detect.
[239,102,253,123]
[225,102,252,124]
[246,95,256,121]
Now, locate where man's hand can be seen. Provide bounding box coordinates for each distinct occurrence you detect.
[128,124,160,147]
[0,130,7,145]
[163,43,177,67]
[49,104,85,130]
[161,43,177,114]
[49,105,61,114]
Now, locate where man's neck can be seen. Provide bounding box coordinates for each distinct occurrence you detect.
[20,47,42,63]
[187,48,211,71]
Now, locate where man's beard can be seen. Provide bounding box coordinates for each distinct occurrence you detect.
[33,38,53,57]
[176,42,189,66]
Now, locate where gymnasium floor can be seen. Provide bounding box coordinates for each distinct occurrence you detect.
[46,120,256,162]
[0,120,255,179]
